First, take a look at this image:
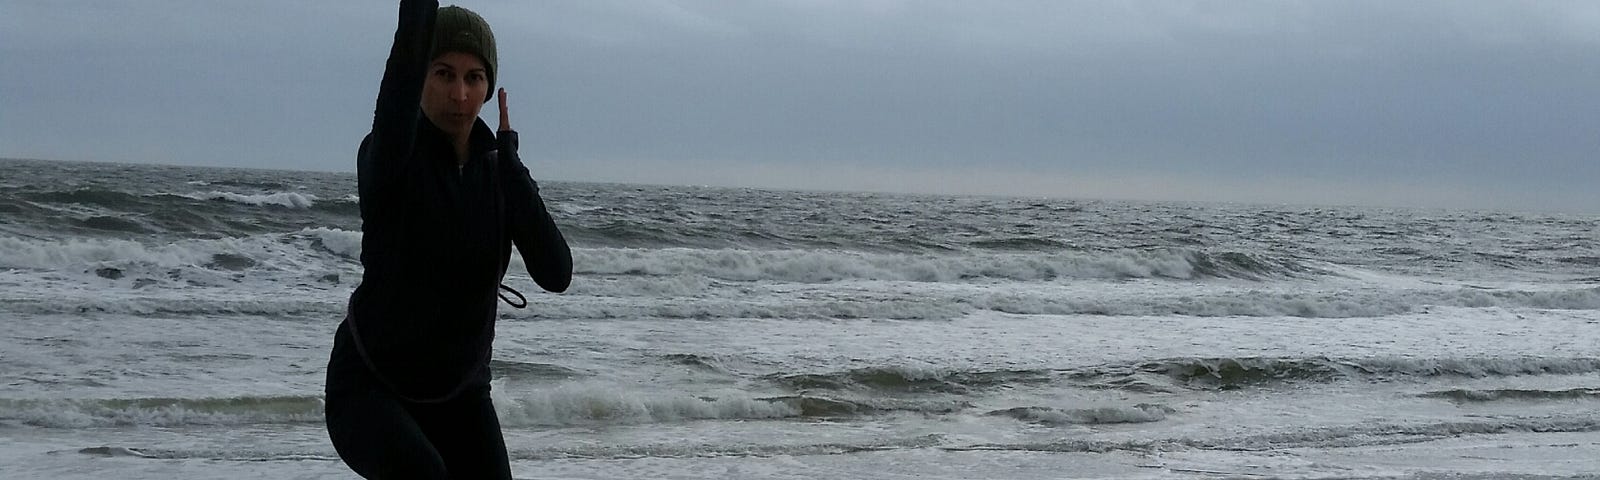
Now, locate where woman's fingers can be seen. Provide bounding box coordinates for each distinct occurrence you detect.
[497,88,511,132]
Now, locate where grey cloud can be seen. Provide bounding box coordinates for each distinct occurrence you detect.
[1,1,1595,211]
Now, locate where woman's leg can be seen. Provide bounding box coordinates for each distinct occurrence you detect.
[412,384,513,480]
[325,322,448,479]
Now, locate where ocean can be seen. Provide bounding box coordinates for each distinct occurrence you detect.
[2,157,1598,479]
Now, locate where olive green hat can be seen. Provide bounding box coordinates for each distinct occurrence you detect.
[431,5,497,103]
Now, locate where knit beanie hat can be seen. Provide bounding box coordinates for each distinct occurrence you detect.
[430,5,497,103]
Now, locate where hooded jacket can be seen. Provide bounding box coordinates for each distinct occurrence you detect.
[341,0,572,402]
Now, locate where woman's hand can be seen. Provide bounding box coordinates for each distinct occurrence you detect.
[497,88,512,133]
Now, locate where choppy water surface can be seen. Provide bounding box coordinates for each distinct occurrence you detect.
[2,158,1599,479]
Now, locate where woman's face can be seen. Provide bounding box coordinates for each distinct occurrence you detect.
[420,51,489,139]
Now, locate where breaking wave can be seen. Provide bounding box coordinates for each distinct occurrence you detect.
[176,191,319,209]
[9,359,1600,430]
[756,357,1600,396]
[492,382,972,427]
[985,404,1174,425]
[300,227,362,259]
[766,366,1053,395]
[0,230,358,274]
[505,285,1600,323]
[1069,356,1600,391]
[488,360,587,382]
[574,247,1320,283]
[1420,388,1600,403]
[757,395,970,417]
[0,396,323,428]
[492,384,797,426]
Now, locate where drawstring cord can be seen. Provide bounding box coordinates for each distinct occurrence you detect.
[498,284,527,309]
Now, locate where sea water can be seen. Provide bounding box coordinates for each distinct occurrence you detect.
[2,157,1599,479]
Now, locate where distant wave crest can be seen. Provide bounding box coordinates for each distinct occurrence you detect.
[0,396,323,428]
[757,357,1600,397]
[1069,356,1600,391]
[0,231,358,273]
[1420,388,1600,403]
[493,383,797,426]
[492,383,981,427]
[985,404,1173,425]
[573,247,1319,283]
[177,191,318,209]
[516,285,1600,322]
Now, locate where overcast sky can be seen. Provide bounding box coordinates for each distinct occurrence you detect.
[2,1,1597,212]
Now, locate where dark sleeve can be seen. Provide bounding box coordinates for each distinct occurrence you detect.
[499,130,574,293]
[359,0,438,195]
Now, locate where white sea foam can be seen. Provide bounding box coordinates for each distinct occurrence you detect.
[553,203,605,216]
[0,396,323,428]
[6,227,1594,320]
[178,191,318,208]
[124,230,1309,285]
[493,383,799,426]
[6,162,1600,479]
[289,237,1224,283]
[0,236,217,270]
[300,227,362,259]
[0,233,352,279]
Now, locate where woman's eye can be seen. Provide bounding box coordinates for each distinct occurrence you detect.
[468,73,484,83]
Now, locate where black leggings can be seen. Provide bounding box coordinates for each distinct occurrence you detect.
[324,323,512,479]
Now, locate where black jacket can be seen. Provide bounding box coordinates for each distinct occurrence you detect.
[342,0,572,402]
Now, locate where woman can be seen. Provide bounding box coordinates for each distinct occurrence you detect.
[324,2,572,478]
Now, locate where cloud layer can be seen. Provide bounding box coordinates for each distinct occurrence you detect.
[2,1,1596,211]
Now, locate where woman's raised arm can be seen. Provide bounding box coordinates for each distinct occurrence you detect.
[359,0,439,190]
